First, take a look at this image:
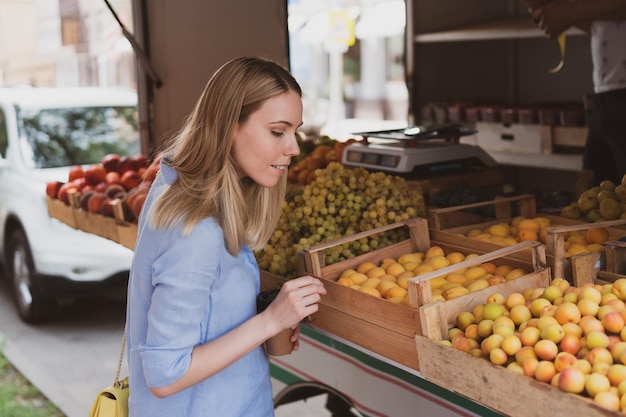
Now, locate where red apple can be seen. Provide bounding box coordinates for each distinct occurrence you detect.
[87,192,106,213]
[117,157,139,175]
[94,181,108,193]
[46,181,63,199]
[133,154,151,169]
[121,170,141,190]
[101,154,120,173]
[57,182,79,205]
[142,159,161,183]
[79,190,95,211]
[100,197,116,218]
[84,164,107,185]
[131,191,147,219]
[68,165,85,182]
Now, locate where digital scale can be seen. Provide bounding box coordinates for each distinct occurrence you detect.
[341,123,497,177]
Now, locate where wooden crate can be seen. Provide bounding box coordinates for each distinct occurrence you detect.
[429,194,626,281]
[414,334,620,417]
[407,240,549,342]
[295,218,550,371]
[545,219,626,281]
[569,239,626,287]
[46,197,77,228]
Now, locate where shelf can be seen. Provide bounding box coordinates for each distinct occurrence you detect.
[486,149,583,171]
[414,16,585,43]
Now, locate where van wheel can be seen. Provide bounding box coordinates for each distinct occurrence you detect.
[7,229,55,324]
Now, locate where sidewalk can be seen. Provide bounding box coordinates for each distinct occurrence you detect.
[0,284,127,417]
[0,283,324,417]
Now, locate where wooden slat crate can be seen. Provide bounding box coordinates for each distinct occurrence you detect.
[45,197,77,229]
[429,194,626,281]
[293,218,550,371]
[407,240,550,342]
[569,239,626,287]
[544,219,626,281]
[414,334,621,417]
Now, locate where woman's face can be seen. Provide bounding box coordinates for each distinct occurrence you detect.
[232,91,302,187]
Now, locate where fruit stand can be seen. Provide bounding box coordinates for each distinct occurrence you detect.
[45,155,626,416]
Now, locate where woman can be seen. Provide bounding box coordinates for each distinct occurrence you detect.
[126,56,327,416]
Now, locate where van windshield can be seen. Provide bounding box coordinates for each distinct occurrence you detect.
[18,105,139,169]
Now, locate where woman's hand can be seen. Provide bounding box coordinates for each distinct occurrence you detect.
[263,275,326,338]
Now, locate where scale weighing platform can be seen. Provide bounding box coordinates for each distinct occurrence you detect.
[341,123,497,177]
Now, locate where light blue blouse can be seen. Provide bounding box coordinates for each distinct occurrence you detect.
[126,162,274,417]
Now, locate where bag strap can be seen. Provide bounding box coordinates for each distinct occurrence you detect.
[113,324,127,388]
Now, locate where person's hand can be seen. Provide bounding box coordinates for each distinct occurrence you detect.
[263,275,326,337]
[530,0,578,38]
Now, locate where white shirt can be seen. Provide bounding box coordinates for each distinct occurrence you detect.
[591,20,626,93]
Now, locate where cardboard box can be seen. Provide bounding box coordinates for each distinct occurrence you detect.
[474,122,587,154]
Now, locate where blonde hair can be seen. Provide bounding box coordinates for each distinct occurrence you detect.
[149,57,302,255]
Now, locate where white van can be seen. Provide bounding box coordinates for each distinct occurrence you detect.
[0,86,137,323]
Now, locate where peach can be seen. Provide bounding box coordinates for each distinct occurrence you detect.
[542,285,564,303]
[607,364,626,387]
[522,357,539,378]
[506,292,526,309]
[594,391,621,411]
[587,331,611,349]
[541,323,565,343]
[536,315,559,331]
[612,279,626,301]
[481,334,504,356]
[581,317,605,336]
[534,339,559,361]
[489,347,509,365]
[501,335,523,356]
[506,361,524,375]
[558,367,586,393]
[587,347,614,366]
[520,326,541,347]
[515,345,538,365]
[464,324,479,341]
[510,304,532,326]
[535,360,557,383]
[562,322,583,338]
[577,298,600,317]
[477,319,494,339]
[575,358,592,375]
[554,351,578,372]
[554,302,582,325]
[451,335,473,353]
[585,372,612,397]
[579,285,603,304]
[603,311,626,334]
[482,303,505,321]
[593,362,612,376]
[612,341,626,363]
[560,334,582,355]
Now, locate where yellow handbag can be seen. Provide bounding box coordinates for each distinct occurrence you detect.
[89,331,129,417]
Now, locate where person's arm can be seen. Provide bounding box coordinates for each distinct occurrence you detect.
[528,0,626,38]
[150,275,326,398]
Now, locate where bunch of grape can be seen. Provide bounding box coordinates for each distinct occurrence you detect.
[255,162,426,278]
